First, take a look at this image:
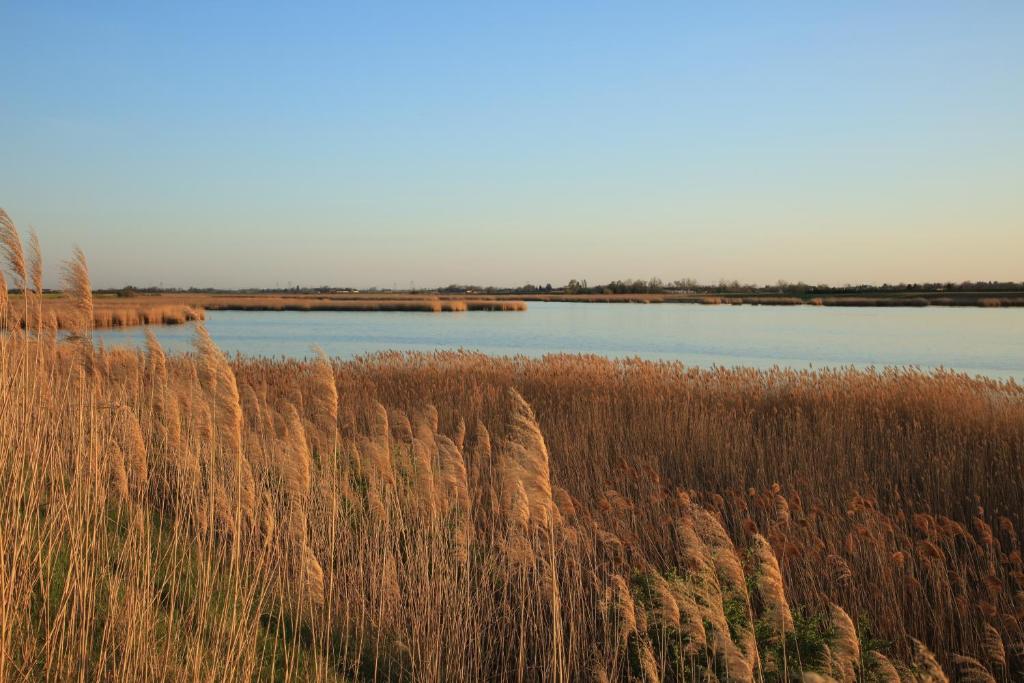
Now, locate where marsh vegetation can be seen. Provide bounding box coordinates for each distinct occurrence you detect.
[2,212,1023,681]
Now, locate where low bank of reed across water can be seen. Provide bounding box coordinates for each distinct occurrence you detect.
[4,293,527,331]
[199,296,528,313]
[4,296,206,330]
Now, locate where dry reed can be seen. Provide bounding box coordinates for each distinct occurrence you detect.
[1,211,1022,682]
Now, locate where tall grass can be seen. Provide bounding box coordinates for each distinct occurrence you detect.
[9,294,526,332]
[2,215,1023,681]
[198,296,527,313]
[197,294,528,313]
[5,296,205,330]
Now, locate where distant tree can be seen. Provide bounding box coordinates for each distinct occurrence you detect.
[671,277,698,291]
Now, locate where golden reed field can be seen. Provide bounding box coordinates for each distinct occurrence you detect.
[5,292,525,332]
[6,294,526,332]
[2,214,1024,681]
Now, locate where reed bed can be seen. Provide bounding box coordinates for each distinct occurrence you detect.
[203,296,455,312]
[741,297,804,306]
[522,294,668,304]
[166,295,527,314]
[6,295,205,330]
[309,293,529,311]
[464,300,528,311]
[199,296,527,313]
[814,297,934,308]
[2,213,1024,681]
[14,294,525,332]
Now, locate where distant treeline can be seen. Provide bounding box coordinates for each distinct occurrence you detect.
[438,277,1024,296]
[64,278,1024,298]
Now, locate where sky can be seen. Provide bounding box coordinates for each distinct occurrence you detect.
[1,2,1022,289]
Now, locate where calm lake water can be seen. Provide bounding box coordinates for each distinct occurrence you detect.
[93,302,1024,381]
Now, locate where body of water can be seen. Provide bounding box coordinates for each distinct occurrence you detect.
[93,302,1024,380]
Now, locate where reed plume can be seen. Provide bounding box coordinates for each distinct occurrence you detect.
[388,407,413,443]
[648,573,680,630]
[194,324,255,526]
[752,533,794,640]
[952,655,996,683]
[308,345,338,444]
[866,650,901,682]
[828,603,860,682]
[435,433,471,518]
[801,674,838,683]
[108,441,131,503]
[361,402,395,486]
[505,478,531,534]
[144,329,168,385]
[27,229,42,297]
[912,638,949,682]
[301,543,326,607]
[195,324,243,455]
[0,208,27,288]
[60,246,94,337]
[0,271,8,322]
[637,639,660,682]
[120,408,150,499]
[604,574,637,644]
[282,402,312,499]
[501,388,555,530]
[667,578,707,654]
[694,510,745,590]
[410,411,439,517]
[981,622,1005,669]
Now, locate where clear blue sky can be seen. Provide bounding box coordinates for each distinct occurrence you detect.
[2,2,1022,289]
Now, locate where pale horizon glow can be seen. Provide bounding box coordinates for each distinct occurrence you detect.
[1,3,1022,289]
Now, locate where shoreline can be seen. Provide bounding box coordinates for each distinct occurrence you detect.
[8,289,1022,333]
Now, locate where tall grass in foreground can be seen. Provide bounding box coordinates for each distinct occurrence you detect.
[2,215,1023,681]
